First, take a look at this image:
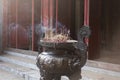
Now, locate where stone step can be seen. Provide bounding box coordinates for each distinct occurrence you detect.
[0,53,38,70]
[4,50,37,60]
[4,49,120,72]
[0,61,120,80]
[5,48,38,56]
[0,69,24,80]
[81,66,120,80]
[0,61,33,77]
[0,61,40,80]
[86,60,120,72]
[1,49,120,80]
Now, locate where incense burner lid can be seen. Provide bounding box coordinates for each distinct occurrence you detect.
[39,40,78,50]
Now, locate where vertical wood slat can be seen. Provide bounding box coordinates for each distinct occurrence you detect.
[0,0,3,51]
[41,0,42,24]
[56,0,58,33]
[84,0,90,45]
[43,0,49,27]
[3,0,8,48]
[47,0,48,28]
[88,0,102,59]
[16,0,18,48]
[32,0,35,51]
[84,0,90,26]
[50,0,53,28]
[3,0,6,48]
[84,0,90,59]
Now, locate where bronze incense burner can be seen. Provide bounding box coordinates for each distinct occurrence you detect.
[36,26,91,80]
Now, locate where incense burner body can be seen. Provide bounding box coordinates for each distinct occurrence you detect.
[36,26,91,80]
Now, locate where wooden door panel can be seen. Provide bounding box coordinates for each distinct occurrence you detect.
[89,0,102,59]
[9,24,29,49]
[3,0,75,50]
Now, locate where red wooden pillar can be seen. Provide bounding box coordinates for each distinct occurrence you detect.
[42,0,49,27]
[84,0,90,26]
[84,0,90,47]
[41,0,55,34]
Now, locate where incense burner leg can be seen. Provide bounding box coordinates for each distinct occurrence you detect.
[40,72,61,80]
[40,72,53,80]
[54,75,61,80]
[68,70,81,80]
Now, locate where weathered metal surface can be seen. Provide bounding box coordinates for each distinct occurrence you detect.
[36,26,91,80]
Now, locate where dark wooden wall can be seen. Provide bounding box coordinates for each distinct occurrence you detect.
[88,0,102,59]
[58,0,76,39]
[88,0,120,59]
[3,0,109,60]
[3,0,41,50]
[101,0,120,49]
[3,0,75,50]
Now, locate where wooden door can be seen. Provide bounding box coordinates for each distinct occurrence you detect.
[3,0,75,50]
[88,0,102,59]
[3,0,41,50]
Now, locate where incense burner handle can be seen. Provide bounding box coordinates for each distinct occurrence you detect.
[75,25,91,67]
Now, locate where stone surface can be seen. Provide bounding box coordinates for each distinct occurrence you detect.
[0,50,120,80]
[0,53,38,70]
[0,69,24,80]
[86,60,120,72]
[82,66,120,80]
[4,51,36,60]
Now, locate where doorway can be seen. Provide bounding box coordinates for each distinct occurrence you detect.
[89,0,120,65]
[97,0,120,64]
